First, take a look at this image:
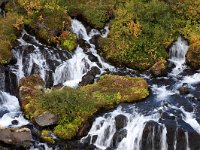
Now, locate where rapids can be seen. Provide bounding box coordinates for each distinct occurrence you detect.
[0,19,200,150]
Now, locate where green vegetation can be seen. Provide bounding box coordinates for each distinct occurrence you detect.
[19,74,149,140]
[0,12,19,64]
[41,130,55,144]
[1,0,199,68]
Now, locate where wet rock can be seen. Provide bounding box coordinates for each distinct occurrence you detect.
[11,120,19,125]
[0,65,5,91]
[79,66,101,86]
[34,111,58,127]
[115,114,128,130]
[78,39,91,52]
[179,83,189,95]
[0,127,32,147]
[161,112,175,120]
[87,52,99,62]
[112,129,127,148]
[5,69,18,96]
[150,59,167,77]
[0,108,8,118]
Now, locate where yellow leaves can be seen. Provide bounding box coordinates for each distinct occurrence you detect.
[13,16,24,30]
[18,0,42,16]
[128,20,142,38]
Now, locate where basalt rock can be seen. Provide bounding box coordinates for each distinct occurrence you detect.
[179,83,189,95]
[34,111,58,127]
[0,127,32,147]
[115,114,128,130]
[79,66,101,86]
[112,129,127,148]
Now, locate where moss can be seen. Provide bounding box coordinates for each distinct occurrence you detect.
[64,0,114,29]
[41,130,55,144]
[186,34,200,69]
[0,12,19,64]
[21,74,148,140]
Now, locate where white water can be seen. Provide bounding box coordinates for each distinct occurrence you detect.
[81,36,200,150]
[169,36,189,76]
[53,19,114,87]
[0,91,28,128]
[1,19,200,149]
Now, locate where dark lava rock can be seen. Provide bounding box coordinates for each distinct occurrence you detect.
[79,66,101,86]
[11,120,19,125]
[141,120,200,150]
[115,114,128,130]
[112,129,127,148]
[0,127,32,147]
[34,111,58,127]
[179,83,190,95]
[87,52,99,62]
[0,65,5,91]
[0,108,9,118]
[161,112,175,120]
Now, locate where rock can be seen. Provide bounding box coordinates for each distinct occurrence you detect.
[87,52,99,62]
[179,83,189,95]
[11,120,19,125]
[150,59,167,77]
[161,112,175,120]
[79,66,101,86]
[115,114,128,130]
[0,127,32,146]
[34,111,58,127]
[0,65,5,91]
[112,129,127,148]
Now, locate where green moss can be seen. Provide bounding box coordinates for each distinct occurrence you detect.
[0,12,19,64]
[62,0,114,28]
[41,130,55,144]
[21,74,148,140]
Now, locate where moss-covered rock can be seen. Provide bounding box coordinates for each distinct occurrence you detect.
[20,74,148,140]
[19,74,44,119]
[186,34,200,69]
[41,130,55,144]
[29,8,77,51]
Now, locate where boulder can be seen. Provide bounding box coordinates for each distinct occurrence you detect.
[112,129,127,148]
[34,111,58,127]
[178,83,189,95]
[87,52,99,62]
[150,60,167,77]
[0,127,32,146]
[79,66,101,86]
[115,114,128,130]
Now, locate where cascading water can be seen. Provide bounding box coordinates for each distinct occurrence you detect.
[1,17,200,150]
[53,19,114,87]
[0,91,28,128]
[81,36,200,150]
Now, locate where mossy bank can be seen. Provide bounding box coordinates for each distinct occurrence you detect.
[19,74,149,141]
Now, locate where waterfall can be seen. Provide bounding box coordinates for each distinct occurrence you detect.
[0,91,28,128]
[53,19,114,87]
[1,18,199,150]
[78,32,200,150]
[169,36,189,76]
